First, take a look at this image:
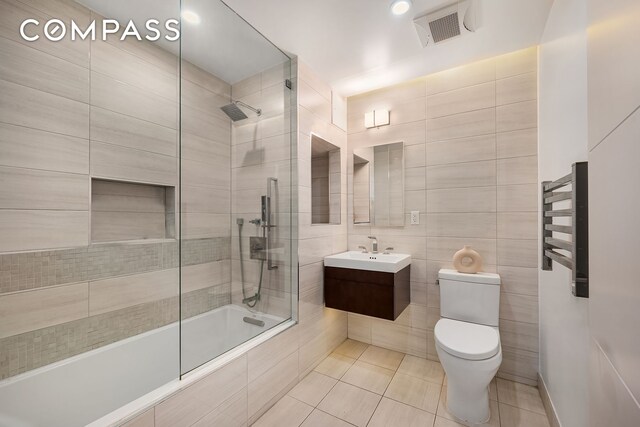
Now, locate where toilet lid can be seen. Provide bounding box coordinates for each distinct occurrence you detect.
[435,318,500,361]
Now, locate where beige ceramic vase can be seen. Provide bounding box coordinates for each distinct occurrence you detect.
[453,245,483,274]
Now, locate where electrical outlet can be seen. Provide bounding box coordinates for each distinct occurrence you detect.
[411,211,420,225]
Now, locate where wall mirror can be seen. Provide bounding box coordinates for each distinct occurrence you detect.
[311,134,341,225]
[353,142,404,226]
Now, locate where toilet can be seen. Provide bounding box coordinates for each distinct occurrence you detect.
[435,269,502,425]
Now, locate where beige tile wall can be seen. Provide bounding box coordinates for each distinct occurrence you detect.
[296,59,348,379]
[0,282,89,339]
[0,0,233,379]
[0,0,90,254]
[346,47,539,385]
[0,0,91,340]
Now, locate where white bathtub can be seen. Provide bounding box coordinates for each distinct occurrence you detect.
[0,305,287,427]
[181,305,285,373]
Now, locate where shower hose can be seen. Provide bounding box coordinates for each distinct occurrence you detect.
[237,220,264,309]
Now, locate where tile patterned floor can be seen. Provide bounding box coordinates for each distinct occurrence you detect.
[253,339,551,427]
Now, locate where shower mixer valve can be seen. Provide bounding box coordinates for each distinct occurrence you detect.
[249,236,267,261]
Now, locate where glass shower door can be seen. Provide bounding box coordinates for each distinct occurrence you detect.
[178,0,294,375]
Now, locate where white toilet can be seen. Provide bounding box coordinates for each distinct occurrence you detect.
[435,269,502,425]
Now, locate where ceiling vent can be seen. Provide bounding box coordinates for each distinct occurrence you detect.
[414,0,480,47]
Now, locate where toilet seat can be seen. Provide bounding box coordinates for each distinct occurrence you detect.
[435,318,500,361]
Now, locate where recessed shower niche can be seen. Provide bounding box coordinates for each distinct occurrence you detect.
[91,179,176,243]
[311,134,341,224]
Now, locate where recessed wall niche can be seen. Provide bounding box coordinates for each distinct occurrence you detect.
[91,179,176,243]
[311,134,341,225]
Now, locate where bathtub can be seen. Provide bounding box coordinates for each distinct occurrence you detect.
[0,304,287,427]
[181,305,285,373]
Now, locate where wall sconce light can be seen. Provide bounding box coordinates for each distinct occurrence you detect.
[365,111,375,128]
[364,109,391,129]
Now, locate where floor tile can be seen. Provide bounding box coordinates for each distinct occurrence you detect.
[437,386,499,426]
[489,378,498,401]
[498,403,551,427]
[359,346,405,371]
[253,395,313,427]
[384,373,441,414]
[496,378,546,414]
[259,347,553,427]
[334,339,369,359]
[288,371,338,407]
[317,381,381,427]
[434,416,466,427]
[300,409,353,427]
[368,397,436,427]
[341,360,395,395]
[314,352,356,379]
[397,354,445,384]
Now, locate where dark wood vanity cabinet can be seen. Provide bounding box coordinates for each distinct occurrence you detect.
[324,265,410,321]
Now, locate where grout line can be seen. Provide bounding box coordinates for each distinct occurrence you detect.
[0,71,90,105]
[91,139,178,160]
[314,375,341,408]
[0,163,90,177]
[426,151,534,168]
[589,103,640,152]
[0,120,89,147]
[90,67,178,104]
[314,407,359,426]
[498,400,550,417]
[300,347,455,426]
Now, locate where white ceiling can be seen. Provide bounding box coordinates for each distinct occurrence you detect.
[223,0,554,96]
[75,0,552,96]
[76,0,289,84]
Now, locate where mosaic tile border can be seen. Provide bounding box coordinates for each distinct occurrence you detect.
[0,237,231,294]
[0,284,230,380]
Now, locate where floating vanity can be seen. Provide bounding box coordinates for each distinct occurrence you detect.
[323,251,411,320]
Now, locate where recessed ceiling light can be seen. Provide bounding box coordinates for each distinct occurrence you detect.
[181,10,201,24]
[390,0,412,16]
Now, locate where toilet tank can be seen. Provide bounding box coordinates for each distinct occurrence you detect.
[438,269,501,326]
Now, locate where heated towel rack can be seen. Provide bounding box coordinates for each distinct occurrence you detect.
[541,162,589,298]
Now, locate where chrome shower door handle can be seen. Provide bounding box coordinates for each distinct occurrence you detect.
[266,177,278,270]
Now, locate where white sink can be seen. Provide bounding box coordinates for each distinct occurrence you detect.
[324,251,411,273]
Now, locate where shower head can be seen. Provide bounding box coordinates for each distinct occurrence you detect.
[220,101,262,122]
[221,103,248,121]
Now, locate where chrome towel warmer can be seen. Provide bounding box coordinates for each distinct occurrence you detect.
[541,162,589,298]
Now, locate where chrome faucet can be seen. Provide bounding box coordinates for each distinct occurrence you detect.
[368,236,378,253]
[358,245,368,253]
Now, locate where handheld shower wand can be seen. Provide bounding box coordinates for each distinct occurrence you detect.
[264,177,278,270]
[237,177,278,308]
